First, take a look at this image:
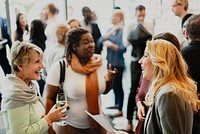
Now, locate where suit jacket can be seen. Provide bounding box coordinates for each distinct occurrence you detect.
[91,22,102,54]
[144,85,193,134]
[0,17,12,74]
[181,41,200,91]
[0,17,12,50]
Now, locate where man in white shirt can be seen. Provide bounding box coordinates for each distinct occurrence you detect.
[172,0,192,48]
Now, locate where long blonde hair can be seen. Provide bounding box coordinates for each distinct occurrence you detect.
[145,39,200,112]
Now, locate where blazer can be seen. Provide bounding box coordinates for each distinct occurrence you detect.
[0,17,12,50]
[0,17,12,74]
[181,41,200,91]
[144,85,193,134]
[91,22,102,54]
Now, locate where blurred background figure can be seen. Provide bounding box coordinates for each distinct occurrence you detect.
[172,0,192,47]
[81,6,103,54]
[13,13,29,42]
[182,14,200,134]
[30,19,46,52]
[0,16,12,75]
[68,19,81,29]
[123,5,153,132]
[43,24,69,80]
[39,7,48,28]
[0,16,12,108]
[29,19,47,95]
[44,3,59,48]
[98,9,126,119]
[0,65,5,107]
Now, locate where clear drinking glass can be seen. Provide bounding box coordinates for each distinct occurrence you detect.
[56,92,67,126]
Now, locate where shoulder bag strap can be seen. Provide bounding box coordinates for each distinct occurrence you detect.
[59,59,66,91]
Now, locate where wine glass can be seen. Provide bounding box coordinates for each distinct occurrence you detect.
[56,92,68,126]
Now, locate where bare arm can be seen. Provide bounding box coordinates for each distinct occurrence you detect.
[45,84,60,114]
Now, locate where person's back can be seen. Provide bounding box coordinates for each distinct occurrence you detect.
[122,5,153,132]
[80,6,102,54]
[0,16,12,77]
[44,3,60,48]
[30,19,46,52]
[181,14,200,134]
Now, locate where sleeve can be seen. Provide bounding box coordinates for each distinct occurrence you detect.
[7,105,49,134]
[156,91,187,134]
[97,64,107,94]
[46,60,61,86]
[117,29,127,54]
[122,23,132,47]
[2,18,12,48]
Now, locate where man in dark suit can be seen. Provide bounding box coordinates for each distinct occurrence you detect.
[0,16,12,104]
[182,14,200,134]
[81,6,102,54]
[0,16,12,75]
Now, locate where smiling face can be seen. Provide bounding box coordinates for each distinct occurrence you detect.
[75,33,95,62]
[19,14,27,27]
[17,51,44,84]
[139,47,154,81]
[136,9,146,23]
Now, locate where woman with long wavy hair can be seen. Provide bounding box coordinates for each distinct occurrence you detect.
[139,39,200,134]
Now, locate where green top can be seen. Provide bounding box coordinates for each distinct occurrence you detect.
[1,100,49,134]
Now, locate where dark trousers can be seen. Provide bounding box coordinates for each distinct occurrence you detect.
[113,66,124,111]
[127,61,141,120]
[0,56,11,75]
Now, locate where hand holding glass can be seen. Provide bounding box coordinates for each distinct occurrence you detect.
[56,92,68,126]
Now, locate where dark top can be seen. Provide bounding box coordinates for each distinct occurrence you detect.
[182,41,200,91]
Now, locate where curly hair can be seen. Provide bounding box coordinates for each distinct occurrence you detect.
[64,28,89,65]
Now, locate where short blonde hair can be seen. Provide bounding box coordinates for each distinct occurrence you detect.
[56,24,69,43]
[175,0,188,10]
[113,9,124,22]
[11,41,43,73]
[145,39,200,111]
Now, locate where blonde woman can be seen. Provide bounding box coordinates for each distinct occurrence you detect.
[139,39,200,134]
[1,41,67,134]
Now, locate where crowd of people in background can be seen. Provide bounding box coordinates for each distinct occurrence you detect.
[0,0,200,133]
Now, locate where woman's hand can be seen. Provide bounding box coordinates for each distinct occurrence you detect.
[104,64,118,94]
[107,64,118,82]
[44,103,68,126]
[137,101,146,121]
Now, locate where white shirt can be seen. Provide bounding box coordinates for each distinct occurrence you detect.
[43,42,65,75]
[46,59,107,128]
[44,17,59,48]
